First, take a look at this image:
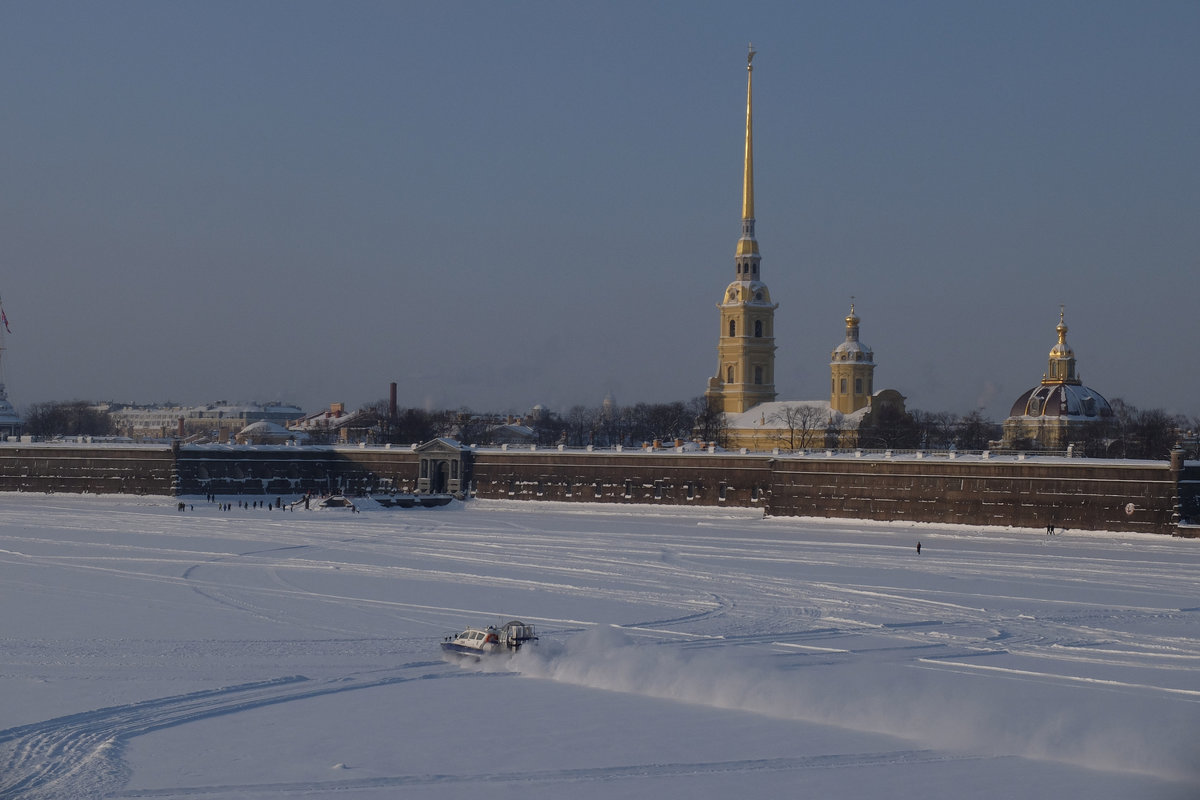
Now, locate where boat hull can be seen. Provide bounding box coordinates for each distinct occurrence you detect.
[440,641,495,658]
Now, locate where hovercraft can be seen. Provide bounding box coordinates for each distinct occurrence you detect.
[441,620,538,658]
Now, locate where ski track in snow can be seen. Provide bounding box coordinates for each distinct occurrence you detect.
[0,663,460,799]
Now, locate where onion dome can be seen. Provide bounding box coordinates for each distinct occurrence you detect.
[831,304,874,364]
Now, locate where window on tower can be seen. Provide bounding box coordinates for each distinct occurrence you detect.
[840,378,847,393]
[727,366,735,383]
[754,366,763,385]
[729,320,736,337]
[855,378,863,394]
[754,320,763,337]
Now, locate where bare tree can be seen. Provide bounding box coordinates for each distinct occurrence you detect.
[769,404,827,450]
[956,410,999,450]
[689,397,728,448]
[565,405,600,447]
[25,401,115,438]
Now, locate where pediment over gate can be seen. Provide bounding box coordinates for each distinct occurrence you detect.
[416,438,469,456]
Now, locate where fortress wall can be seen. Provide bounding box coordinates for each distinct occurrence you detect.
[0,444,174,495]
[175,445,420,495]
[470,450,772,507]
[0,442,1191,536]
[469,449,1188,535]
[766,457,1181,535]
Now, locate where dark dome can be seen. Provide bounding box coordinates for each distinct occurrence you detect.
[1008,383,1113,419]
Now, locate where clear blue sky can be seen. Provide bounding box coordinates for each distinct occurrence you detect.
[2,1,1196,421]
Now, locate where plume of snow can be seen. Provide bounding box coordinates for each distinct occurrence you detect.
[507,626,1199,784]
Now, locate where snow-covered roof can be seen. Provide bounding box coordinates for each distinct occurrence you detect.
[1008,383,1112,420]
[238,420,291,435]
[724,400,871,431]
[720,279,774,306]
[289,409,366,431]
[831,338,874,363]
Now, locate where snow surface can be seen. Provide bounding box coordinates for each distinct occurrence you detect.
[1,494,1197,799]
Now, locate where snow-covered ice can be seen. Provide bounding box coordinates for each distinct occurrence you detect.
[0,494,1197,799]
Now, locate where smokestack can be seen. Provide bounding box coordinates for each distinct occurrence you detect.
[389,382,398,420]
[177,417,185,437]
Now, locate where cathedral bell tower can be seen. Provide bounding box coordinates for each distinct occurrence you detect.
[705,45,778,414]
[830,303,875,414]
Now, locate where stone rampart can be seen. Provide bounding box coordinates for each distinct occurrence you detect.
[0,443,174,494]
[0,442,1193,536]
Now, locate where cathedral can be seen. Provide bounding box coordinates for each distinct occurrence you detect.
[998,308,1113,450]
[704,48,906,451]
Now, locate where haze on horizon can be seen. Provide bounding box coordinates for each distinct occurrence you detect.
[2,2,1196,421]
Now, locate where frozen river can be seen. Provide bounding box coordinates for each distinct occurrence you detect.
[1,494,1197,798]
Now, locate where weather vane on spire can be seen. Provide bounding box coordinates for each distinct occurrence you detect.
[747,42,756,69]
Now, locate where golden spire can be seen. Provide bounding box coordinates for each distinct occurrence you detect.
[734,44,760,267]
[742,43,755,221]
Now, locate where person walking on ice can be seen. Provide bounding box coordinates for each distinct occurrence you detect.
[916,541,921,555]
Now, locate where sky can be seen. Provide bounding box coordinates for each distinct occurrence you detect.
[1,1,1197,421]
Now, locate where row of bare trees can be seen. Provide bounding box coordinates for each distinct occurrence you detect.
[1072,399,1193,460]
[359,397,725,449]
[338,395,1200,460]
[19,396,1196,462]
[23,401,117,438]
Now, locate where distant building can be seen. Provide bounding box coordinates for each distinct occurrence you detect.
[288,402,373,444]
[998,309,1112,450]
[236,420,304,445]
[110,401,304,442]
[0,384,21,440]
[0,298,23,439]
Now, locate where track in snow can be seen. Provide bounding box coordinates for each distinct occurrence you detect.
[0,662,457,799]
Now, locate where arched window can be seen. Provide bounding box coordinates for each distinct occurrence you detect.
[727,366,734,383]
[840,378,847,393]
[729,319,736,337]
[754,366,763,385]
[754,320,763,337]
